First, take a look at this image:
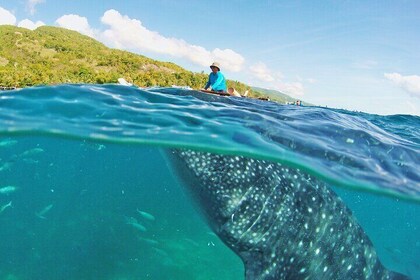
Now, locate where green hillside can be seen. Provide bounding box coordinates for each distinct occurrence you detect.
[0,25,301,103]
[0,25,206,88]
[251,86,312,105]
[251,86,297,104]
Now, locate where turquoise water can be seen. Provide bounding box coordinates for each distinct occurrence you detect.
[0,84,419,279]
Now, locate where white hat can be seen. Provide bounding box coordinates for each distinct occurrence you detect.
[210,62,220,71]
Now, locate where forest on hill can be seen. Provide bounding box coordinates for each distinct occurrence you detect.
[0,25,298,103]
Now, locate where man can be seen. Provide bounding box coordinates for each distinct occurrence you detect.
[204,62,227,92]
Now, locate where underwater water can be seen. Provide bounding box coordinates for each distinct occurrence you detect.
[0,84,419,279]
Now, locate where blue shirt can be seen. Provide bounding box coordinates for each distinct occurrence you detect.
[205,71,227,91]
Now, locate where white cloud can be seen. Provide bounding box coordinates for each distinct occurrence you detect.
[55,14,97,38]
[250,62,274,82]
[0,6,44,30]
[274,81,305,96]
[99,9,244,72]
[384,73,420,98]
[26,0,45,16]
[248,61,304,96]
[0,6,16,25]
[212,48,244,72]
[18,19,45,30]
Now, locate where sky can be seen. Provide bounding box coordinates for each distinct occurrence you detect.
[0,0,419,115]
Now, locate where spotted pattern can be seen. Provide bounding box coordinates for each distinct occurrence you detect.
[167,149,410,280]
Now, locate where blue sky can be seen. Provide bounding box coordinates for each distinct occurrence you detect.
[1,0,419,115]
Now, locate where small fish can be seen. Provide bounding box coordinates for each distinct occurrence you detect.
[182,238,199,247]
[20,148,44,158]
[130,222,147,232]
[0,201,12,213]
[97,144,106,151]
[0,162,13,172]
[384,246,402,255]
[0,139,18,148]
[22,158,39,164]
[138,237,159,246]
[152,247,169,258]
[0,185,18,195]
[206,231,217,237]
[36,204,53,219]
[80,142,106,151]
[125,217,147,232]
[136,209,155,221]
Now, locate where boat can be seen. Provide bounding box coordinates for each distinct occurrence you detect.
[199,89,231,96]
[0,86,18,91]
[171,85,192,90]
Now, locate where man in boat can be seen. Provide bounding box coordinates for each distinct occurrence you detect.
[204,62,227,93]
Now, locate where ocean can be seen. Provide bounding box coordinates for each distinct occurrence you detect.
[0,84,419,280]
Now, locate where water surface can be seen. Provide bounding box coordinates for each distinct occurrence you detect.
[0,85,418,279]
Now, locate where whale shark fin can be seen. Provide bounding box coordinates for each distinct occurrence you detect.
[242,251,266,280]
[388,271,412,280]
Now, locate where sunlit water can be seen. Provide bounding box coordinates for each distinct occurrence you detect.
[0,85,419,279]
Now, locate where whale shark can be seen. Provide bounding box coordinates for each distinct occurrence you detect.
[165,149,410,280]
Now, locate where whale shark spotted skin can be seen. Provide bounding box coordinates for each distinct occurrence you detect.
[166,149,410,280]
